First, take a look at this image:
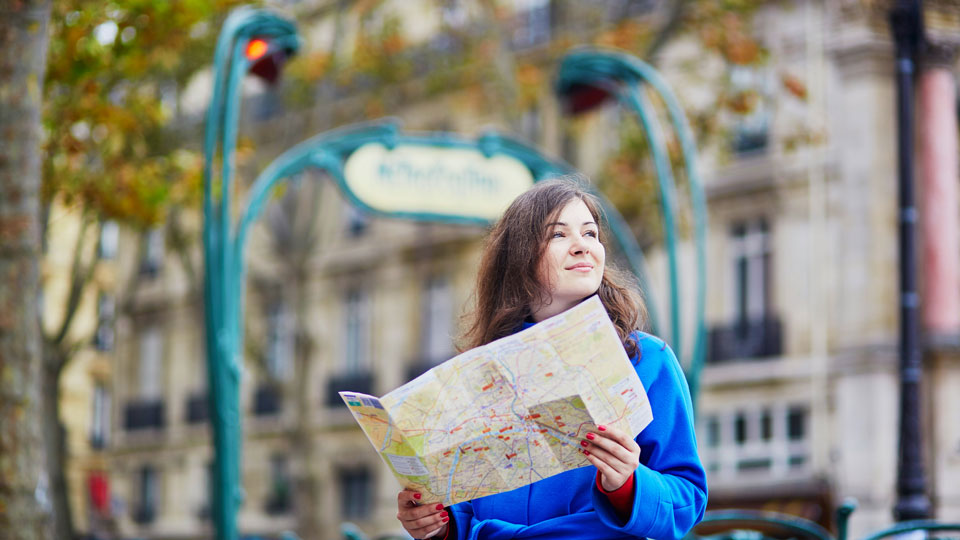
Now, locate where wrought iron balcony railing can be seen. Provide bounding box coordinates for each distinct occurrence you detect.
[252,384,282,416]
[326,371,374,407]
[124,400,165,431]
[185,392,209,424]
[132,504,156,525]
[707,316,783,364]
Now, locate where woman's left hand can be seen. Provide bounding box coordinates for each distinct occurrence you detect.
[581,425,641,491]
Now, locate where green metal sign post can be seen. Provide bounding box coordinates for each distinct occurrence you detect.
[202,7,299,540]
[202,8,706,539]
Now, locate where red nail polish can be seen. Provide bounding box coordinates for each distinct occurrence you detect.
[441,511,448,518]
[584,450,590,456]
[413,493,421,500]
[435,503,444,510]
[598,425,607,431]
[586,433,595,440]
[442,516,450,523]
[580,440,588,447]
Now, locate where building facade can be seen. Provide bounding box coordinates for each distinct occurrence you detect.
[61,1,960,539]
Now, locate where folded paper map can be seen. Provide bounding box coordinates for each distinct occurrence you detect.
[339,295,653,506]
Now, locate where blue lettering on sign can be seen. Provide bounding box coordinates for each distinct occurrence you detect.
[376,158,499,195]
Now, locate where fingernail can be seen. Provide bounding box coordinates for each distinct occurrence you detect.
[586,433,595,440]
[435,503,444,510]
[413,493,421,500]
[442,516,450,523]
[598,425,607,431]
[584,450,591,456]
[441,511,448,518]
[580,440,589,447]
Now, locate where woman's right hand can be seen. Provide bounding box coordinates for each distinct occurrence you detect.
[396,489,449,539]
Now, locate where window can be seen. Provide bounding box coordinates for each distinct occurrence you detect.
[266,300,293,380]
[197,461,213,521]
[343,289,370,374]
[729,64,771,155]
[338,467,372,520]
[512,0,551,49]
[520,106,541,144]
[133,465,158,524]
[265,454,292,515]
[99,220,119,259]
[441,0,468,28]
[94,293,115,351]
[787,406,809,469]
[140,227,164,276]
[139,326,163,400]
[730,219,770,324]
[561,131,577,166]
[699,404,811,482]
[90,383,110,449]
[345,204,369,237]
[422,277,454,365]
[708,218,780,363]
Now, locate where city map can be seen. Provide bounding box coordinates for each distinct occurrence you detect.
[340,296,653,506]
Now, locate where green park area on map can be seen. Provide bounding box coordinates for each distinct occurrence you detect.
[340,296,653,506]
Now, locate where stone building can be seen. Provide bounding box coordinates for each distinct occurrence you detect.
[62,1,960,539]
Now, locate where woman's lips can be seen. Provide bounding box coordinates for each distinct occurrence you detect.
[566,263,594,272]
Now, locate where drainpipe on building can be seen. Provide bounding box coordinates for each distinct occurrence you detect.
[889,0,932,522]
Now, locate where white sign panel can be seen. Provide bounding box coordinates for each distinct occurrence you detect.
[342,143,535,222]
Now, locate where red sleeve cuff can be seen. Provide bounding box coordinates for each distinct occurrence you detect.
[436,515,453,540]
[596,472,635,517]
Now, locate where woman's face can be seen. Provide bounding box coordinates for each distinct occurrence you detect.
[534,198,606,320]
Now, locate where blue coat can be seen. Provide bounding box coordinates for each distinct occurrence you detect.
[448,330,707,540]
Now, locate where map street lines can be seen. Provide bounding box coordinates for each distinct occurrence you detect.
[340,296,653,506]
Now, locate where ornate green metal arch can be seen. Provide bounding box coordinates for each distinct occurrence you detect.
[203,9,707,540]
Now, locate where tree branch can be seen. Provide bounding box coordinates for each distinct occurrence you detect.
[642,0,693,61]
[50,212,98,352]
[167,207,199,292]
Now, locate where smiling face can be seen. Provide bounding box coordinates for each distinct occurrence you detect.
[531,198,606,321]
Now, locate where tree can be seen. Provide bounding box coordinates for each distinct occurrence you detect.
[0,1,53,539]
[39,1,244,537]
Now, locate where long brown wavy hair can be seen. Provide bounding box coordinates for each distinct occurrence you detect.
[460,177,647,358]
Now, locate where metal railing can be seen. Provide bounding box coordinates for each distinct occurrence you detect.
[708,316,783,364]
[326,372,374,407]
[123,400,165,431]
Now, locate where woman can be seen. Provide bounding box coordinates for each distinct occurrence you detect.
[395,178,707,539]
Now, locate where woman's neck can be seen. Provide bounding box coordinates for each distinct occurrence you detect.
[530,298,580,322]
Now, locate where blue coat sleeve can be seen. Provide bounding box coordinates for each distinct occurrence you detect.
[590,335,708,539]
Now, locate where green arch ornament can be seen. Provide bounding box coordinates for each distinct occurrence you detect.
[202,8,707,539]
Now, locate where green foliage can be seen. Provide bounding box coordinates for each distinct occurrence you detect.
[43,0,249,228]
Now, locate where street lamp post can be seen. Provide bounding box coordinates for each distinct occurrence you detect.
[202,7,299,540]
[889,0,932,522]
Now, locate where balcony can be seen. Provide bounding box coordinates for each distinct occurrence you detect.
[326,372,374,407]
[252,384,282,416]
[185,392,209,424]
[708,316,783,364]
[404,358,445,383]
[124,400,165,431]
[132,504,156,525]
[90,433,106,450]
[264,488,292,516]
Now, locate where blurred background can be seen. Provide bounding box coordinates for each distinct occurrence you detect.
[4,0,960,539]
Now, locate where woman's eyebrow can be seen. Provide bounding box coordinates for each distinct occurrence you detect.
[546,221,597,227]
